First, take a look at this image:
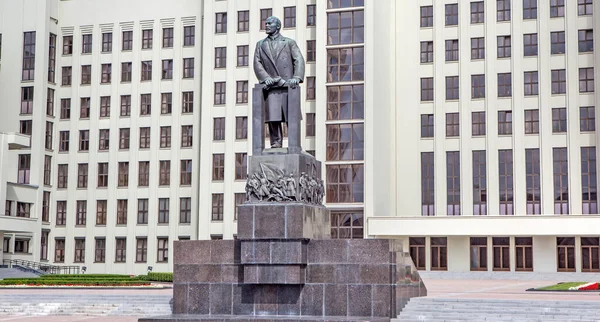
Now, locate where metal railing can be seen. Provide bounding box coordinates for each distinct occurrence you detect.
[2,259,80,275]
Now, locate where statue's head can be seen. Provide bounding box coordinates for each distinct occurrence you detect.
[265,16,281,35]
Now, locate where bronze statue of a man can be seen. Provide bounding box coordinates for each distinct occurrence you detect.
[254,16,305,148]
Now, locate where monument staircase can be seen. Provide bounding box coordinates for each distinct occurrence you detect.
[396,297,600,322]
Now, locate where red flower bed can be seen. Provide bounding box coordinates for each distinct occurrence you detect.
[578,282,599,291]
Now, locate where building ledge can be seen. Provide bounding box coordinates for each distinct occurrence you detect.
[1,133,31,150]
[367,215,600,237]
[0,215,38,234]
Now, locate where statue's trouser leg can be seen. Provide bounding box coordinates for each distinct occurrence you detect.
[268,122,283,148]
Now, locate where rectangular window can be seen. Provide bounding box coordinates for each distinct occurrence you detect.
[122,31,132,50]
[470,237,487,271]
[492,237,510,271]
[180,160,192,186]
[119,128,130,149]
[162,28,173,48]
[76,200,86,225]
[180,198,192,224]
[421,152,434,216]
[238,11,249,32]
[62,66,72,85]
[445,4,458,26]
[326,164,364,203]
[431,237,447,271]
[137,199,148,224]
[213,154,225,181]
[117,200,127,225]
[22,32,36,80]
[579,30,594,53]
[16,202,31,218]
[515,237,533,271]
[327,47,364,82]
[473,151,487,215]
[306,77,316,100]
[581,237,599,272]
[115,238,126,262]
[82,34,92,53]
[141,61,152,81]
[55,238,65,262]
[421,78,434,101]
[213,118,225,141]
[183,58,194,78]
[157,238,169,262]
[234,193,245,221]
[182,91,194,113]
[45,122,53,150]
[184,26,195,46]
[447,151,461,216]
[43,156,52,186]
[237,45,249,66]
[59,131,69,152]
[97,163,108,187]
[80,97,90,119]
[580,68,595,93]
[40,231,49,259]
[99,129,110,151]
[524,110,539,134]
[580,106,596,132]
[409,238,426,270]
[471,37,485,59]
[326,124,364,160]
[471,1,485,23]
[420,41,433,63]
[446,76,459,100]
[581,147,597,214]
[142,29,153,49]
[236,81,248,104]
[63,35,73,55]
[235,153,247,180]
[420,6,433,27]
[181,125,193,147]
[498,111,512,135]
[120,95,131,116]
[499,150,514,215]
[557,237,575,272]
[77,163,88,188]
[95,238,105,262]
[471,74,485,99]
[160,126,171,148]
[327,85,364,120]
[56,201,66,225]
[525,149,541,215]
[552,108,567,133]
[102,32,112,52]
[472,112,486,136]
[578,0,593,15]
[215,47,226,68]
[79,130,90,151]
[48,34,56,82]
[138,127,150,149]
[552,69,566,94]
[212,193,224,221]
[57,164,68,189]
[118,162,129,187]
[96,200,107,225]
[497,0,511,21]
[446,113,459,137]
[551,31,565,54]
[498,73,512,97]
[121,62,132,82]
[99,96,110,118]
[553,148,569,214]
[497,35,511,58]
[523,0,537,19]
[306,113,316,137]
[260,9,272,30]
[20,120,32,136]
[160,160,171,186]
[162,59,173,80]
[550,0,565,17]
[161,93,172,114]
[524,71,539,96]
[284,6,296,28]
[101,63,111,83]
[47,88,55,116]
[138,161,149,186]
[17,154,30,184]
[445,39,459,61]
[214,82,226,105]
[421,114,434,138]
[158,198,169,224]
[307,5,316,26]
[81,65,91,85]
[236,117,248,140]
[327,10,364,45]
[307,40,316,62]
[216,13,227,33]
[523,33,538,56]
[21,87,34,114]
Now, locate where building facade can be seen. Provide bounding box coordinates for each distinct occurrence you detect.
[0,0,599,275]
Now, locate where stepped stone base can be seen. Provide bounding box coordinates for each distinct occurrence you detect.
[140,315,390,322]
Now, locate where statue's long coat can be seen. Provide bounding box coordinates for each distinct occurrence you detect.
[253,34,305,122]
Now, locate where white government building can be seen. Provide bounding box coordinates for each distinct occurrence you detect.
[0,0,598,275]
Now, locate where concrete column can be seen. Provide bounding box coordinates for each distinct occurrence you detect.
[0,232,4,264]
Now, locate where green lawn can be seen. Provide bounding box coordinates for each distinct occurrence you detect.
[536,282,587,291]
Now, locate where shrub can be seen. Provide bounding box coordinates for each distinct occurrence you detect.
[37,274,133,279]
[148,272,173,282]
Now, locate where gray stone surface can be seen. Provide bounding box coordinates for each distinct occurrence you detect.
[140,315,390,322]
